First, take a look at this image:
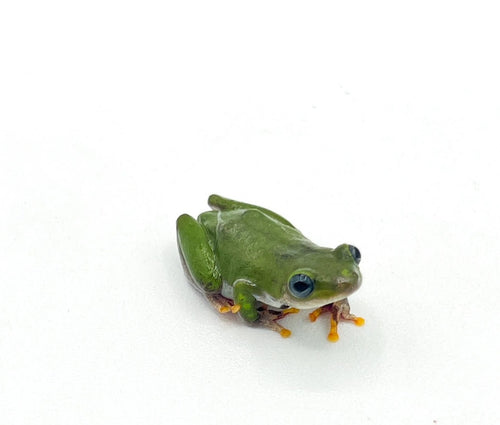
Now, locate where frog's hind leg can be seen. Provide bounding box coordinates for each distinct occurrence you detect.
[206,294,241,314]
[176,213,222,294]
[197,211,218,245]
[208,194,295,228]
[257,307,300,338]
[177,213,241,316]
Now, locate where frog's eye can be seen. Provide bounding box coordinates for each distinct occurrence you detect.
[289,274,315,298]
[349,245,361,264]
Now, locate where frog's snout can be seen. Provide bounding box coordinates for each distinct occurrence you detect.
[337,272,360,285]
[337,270,362,293]
[353,272,362,288]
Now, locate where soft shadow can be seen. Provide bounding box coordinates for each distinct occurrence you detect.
[240,300,384,392]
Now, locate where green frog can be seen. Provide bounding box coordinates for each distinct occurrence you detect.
[176,194,364,341]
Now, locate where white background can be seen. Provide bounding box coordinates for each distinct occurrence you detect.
[1,1,499,424]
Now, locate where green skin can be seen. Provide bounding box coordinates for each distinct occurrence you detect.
[176,194,362,325]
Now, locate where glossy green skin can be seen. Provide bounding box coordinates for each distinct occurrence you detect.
[176,195,362,323]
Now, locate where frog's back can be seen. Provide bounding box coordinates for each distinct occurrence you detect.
[213,209,317,286]
[216,208,303,248]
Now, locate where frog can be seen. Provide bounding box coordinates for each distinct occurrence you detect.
[176,194,364,341]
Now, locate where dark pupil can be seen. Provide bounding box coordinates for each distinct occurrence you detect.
[349,245,361,264]
[293,281,310,293]
[289,274,314,298]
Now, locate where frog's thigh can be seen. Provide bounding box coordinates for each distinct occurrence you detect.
[197,211,218,243]
[176,214,222,293]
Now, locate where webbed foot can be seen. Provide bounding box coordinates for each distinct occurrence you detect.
[258,307,299,338]
[206,294,240,314]
[309,299,364,342]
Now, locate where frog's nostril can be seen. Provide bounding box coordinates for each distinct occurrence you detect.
[349,245,361,264]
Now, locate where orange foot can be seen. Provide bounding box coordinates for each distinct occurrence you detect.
[309,299,364,342]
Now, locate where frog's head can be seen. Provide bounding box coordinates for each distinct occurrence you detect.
[284,244,362,309]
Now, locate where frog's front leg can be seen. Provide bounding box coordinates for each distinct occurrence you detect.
[233,280,297,338]
[309,299,365,342]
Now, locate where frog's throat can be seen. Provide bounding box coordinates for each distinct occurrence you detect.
[221,281,361,310]
[281,293,352,309]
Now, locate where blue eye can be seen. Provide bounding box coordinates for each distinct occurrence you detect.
[289,274,315,298]
[349,245,361,264]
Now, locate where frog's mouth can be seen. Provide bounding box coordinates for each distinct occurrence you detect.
[336,276,353,285]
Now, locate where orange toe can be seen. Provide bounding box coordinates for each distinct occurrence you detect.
[354,317,365,326]
[280,328,292,338]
